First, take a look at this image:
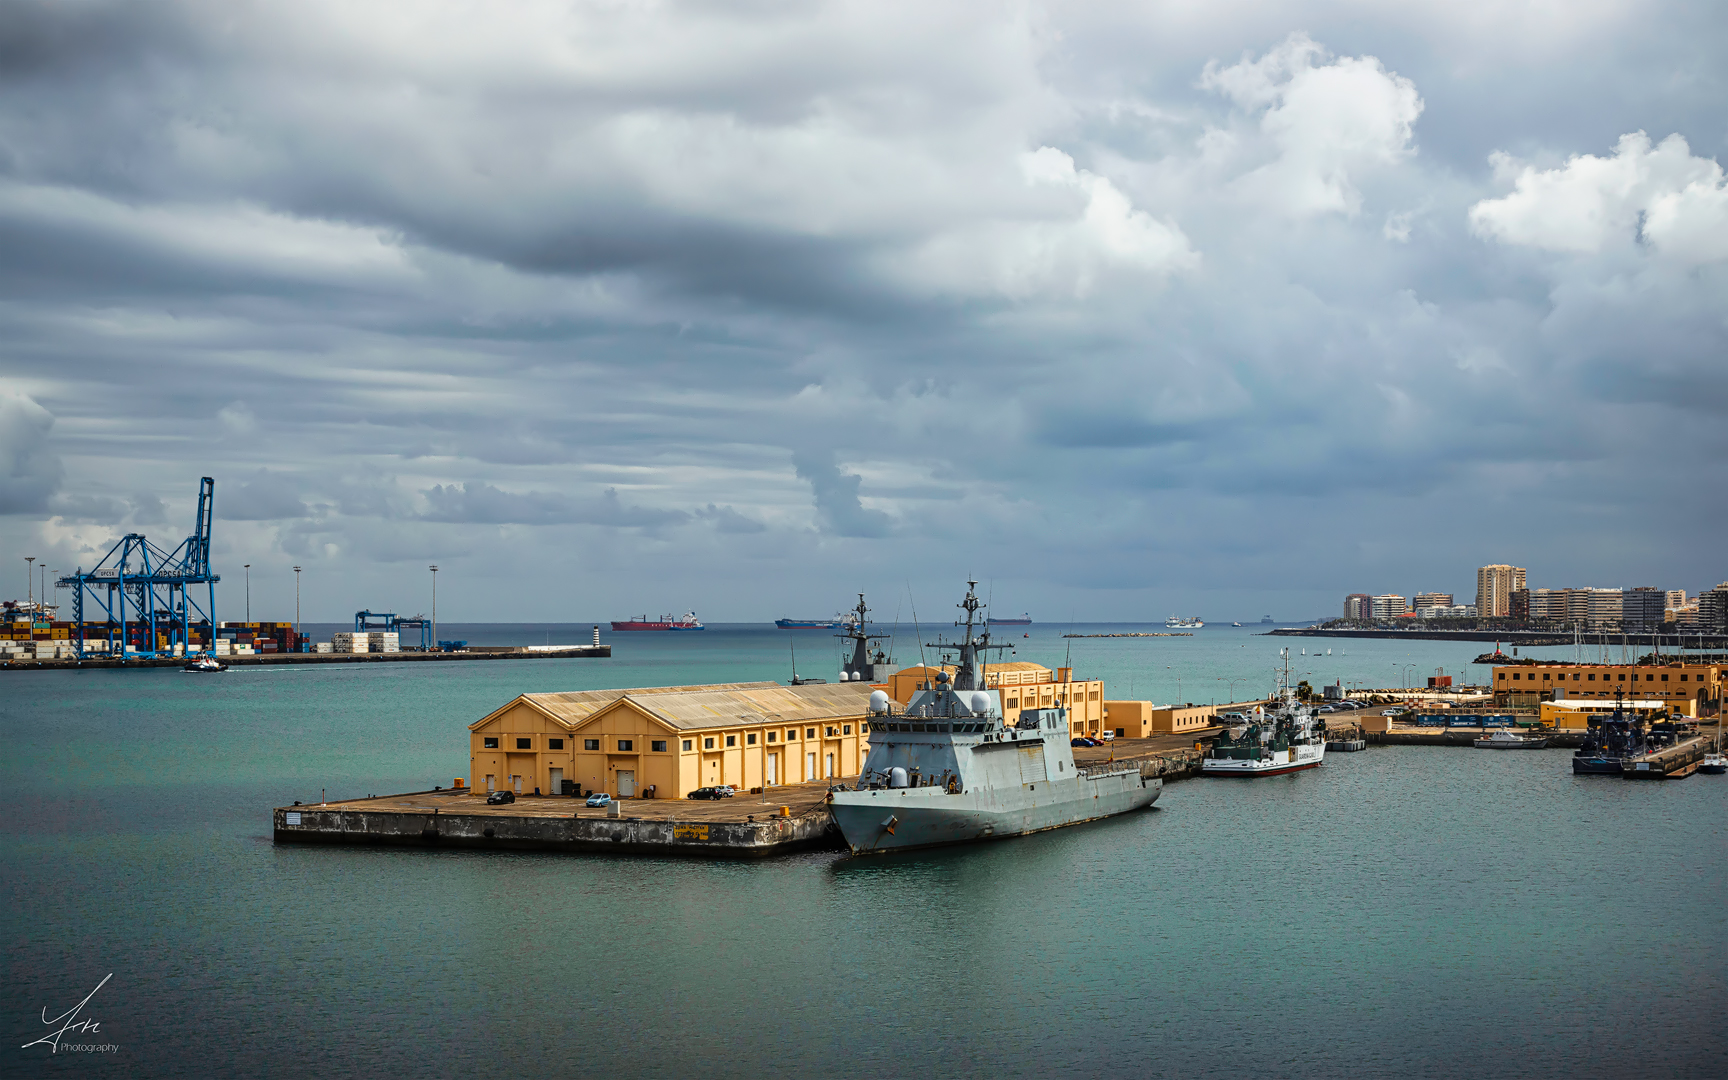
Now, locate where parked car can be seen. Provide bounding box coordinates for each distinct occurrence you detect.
[1317,705,1337,713]
[485,790,515,805]
[686,786,732,800]
[1070,737,1101,747]
[584,792,612,808]
[1098,731,1115,741]
[716,785,737,796]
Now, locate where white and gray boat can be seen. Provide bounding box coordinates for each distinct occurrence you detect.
[829,582,1161,855]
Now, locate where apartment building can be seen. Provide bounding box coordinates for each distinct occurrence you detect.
[1476,565,1526,618]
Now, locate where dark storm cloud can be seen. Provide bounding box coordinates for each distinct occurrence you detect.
[1,1,1724,619]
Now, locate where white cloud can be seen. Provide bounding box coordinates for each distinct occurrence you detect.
[1468,131,1728,262]
[1200,33,1423,216]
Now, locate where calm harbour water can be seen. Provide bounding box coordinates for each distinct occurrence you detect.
[4,623,1723,1078]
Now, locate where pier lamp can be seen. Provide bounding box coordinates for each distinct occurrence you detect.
[293,566,302,638]
[25,556,34,608]
[430,565,439,652]
[244,564,251,622]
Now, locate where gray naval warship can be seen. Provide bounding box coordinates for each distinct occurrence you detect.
[828,582,1161,855]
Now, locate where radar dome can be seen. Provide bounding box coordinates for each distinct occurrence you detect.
[970,691,993,715]
[869,690,890,714]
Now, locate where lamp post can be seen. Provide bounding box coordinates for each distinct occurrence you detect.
[429,565,438,652]
[25,556,34,610]
[244,564,251,622]
[293,567,301,639]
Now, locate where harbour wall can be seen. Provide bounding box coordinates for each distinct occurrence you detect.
[2,645,609,672]
[273,797,839,858]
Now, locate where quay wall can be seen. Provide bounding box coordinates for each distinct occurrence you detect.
[3,646,609,672]
[273,801,839,858]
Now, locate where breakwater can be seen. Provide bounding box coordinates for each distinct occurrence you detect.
[0,644,609,671]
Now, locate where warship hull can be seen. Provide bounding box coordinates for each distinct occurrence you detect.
[831,769,1159,854]
[1571,757,1622,775]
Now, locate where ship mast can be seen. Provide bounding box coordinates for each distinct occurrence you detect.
[929,580,1010,692]
[838,593,892,681]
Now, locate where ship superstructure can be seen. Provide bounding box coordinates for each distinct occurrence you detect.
[829,582,1160,854]
[1201,653,1326,777]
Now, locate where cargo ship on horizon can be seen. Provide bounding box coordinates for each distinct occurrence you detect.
[987,612,1032,626]
[610,612,704,631]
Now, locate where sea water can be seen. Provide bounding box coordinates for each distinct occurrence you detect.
[4,624,1722,1078]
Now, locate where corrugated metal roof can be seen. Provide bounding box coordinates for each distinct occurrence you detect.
[520,681,875,731]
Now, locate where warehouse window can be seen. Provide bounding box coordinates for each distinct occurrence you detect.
[547,739,564,750]
[617,739,633,751]
[682,740,692,751]
[806,728,816,739]
[1588,675,1595,681]
[516,738,532,749]
[704,737,715,749]
[726,735,736,747]
[1680,674,1688,682]
[746,733,757,745]
[843,725,852,735]
[767,732,777,743]
[787,729,797,740]
[1661,674,1669,681]
[584,739,600,751]
[651,740,667,752]
[483,737,499,749]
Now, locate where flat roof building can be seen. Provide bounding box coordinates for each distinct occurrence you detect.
[1493,663,1722,716]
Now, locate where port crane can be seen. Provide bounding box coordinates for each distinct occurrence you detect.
[353,610,434,651]
[58,477,220,660]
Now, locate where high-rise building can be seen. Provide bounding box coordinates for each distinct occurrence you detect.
[1587,588,1622,628]
[1666,589,1688,610]
[1524,588,1563,622]
[1621,587,1665,630]
[1476,565,1526,618]
[1342,593,1372,620]
[1370,594,1408,619]
[1700,584,1728,634]
[1412,592,1454,609]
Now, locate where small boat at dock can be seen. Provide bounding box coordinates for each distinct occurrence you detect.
[1475,729,1547,749]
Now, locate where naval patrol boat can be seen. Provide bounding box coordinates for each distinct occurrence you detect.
[828,582,1161,855]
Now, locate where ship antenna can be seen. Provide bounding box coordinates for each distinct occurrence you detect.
[908,580,928,677]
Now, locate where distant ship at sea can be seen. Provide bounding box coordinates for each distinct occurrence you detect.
[1165,615,1204,629]
[988,612,1031,626]
[610,612,704,631]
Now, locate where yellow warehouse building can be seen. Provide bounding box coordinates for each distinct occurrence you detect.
[470,681,874,799]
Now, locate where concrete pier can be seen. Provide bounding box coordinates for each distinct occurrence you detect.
[274,777,844,858]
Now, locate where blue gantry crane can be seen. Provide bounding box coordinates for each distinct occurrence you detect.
[353,610,433,651]
[59,477,220,660]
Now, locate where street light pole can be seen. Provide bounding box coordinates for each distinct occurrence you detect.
[429,565,438,652]
[25,556,34,610]
[244,564,250,622]
[293,567,301,639]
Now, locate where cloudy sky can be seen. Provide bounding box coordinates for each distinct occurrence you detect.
[2,0,1724,624]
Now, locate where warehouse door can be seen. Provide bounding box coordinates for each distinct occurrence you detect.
[617,770,635,797]
[548,768,563,796]
[765,754,778,786]
[806,752,816,782]
[826,752,834,779]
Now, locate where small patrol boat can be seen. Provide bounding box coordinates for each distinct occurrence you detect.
[1475,728,1546,749]
[1573,690,1640,774]
[182,655,227,673]
[829,582,1159,855]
